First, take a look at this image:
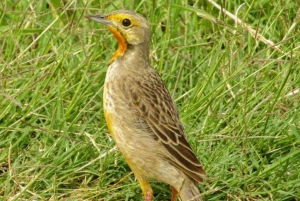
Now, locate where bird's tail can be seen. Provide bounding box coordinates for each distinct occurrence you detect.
[179,179,203,201]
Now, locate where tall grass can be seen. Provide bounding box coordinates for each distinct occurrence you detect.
[1,0,299,200]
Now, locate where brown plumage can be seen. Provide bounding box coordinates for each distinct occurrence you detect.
[86,10,206,201]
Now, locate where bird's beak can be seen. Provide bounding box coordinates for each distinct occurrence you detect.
[85,14,113,26]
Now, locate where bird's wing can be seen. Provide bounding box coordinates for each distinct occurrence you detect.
[126,68,206,182]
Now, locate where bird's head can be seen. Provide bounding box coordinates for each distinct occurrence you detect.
[86,10,150,64]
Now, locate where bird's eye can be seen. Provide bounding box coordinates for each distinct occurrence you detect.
[122,19,131,27]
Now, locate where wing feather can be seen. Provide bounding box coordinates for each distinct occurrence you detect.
[127,68,206,182]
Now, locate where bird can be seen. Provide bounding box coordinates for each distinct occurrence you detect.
[85,10,206,201]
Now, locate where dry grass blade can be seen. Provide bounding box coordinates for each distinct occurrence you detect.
[206,0,284,54]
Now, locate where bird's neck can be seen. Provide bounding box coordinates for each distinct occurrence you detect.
[110,42,150,67]
[127,43,150,62]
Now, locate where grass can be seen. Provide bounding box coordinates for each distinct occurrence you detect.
[1,0,300,200]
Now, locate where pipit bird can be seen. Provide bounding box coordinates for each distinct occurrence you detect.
[86,10,206,201]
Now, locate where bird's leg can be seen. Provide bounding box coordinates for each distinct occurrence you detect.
[135,175,153,201]
[145,189,153,201]
[170,186,178,201]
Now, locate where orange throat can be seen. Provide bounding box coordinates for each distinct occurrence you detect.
[108,26,127,64]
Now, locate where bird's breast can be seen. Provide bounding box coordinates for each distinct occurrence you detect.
[103,62,133,138]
